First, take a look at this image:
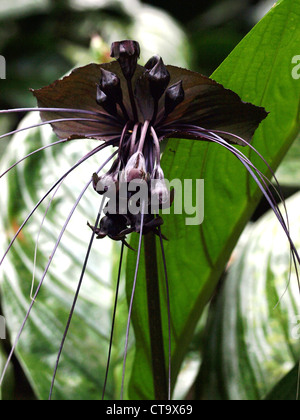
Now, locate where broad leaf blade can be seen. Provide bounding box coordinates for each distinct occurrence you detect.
[127,0,300,399]
[198,193,300,400]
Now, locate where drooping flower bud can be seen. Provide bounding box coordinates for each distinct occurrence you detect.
[144,55,170,101]
[100,68,123,104]
[164,80,184,116]
[96,214,128,239]
[92,157,119,196]
[110,40,140,80]
[96,84,117,116]
[95,174,116,195]
[123,151,146,182]
[151,166,170,209]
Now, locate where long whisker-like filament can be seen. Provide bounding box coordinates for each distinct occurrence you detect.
[206,130,288,219]
[206,131,295,281]
[168,123,289,227]
[0,107,101,116]
[30,178,66,300]
[0,117,120,141]
[185,130,300,296]
[208,128,290,225]
[0,151,117,389]
[0,140,116,268]
[163,124,283,190]
[209,135,300,265]
[49,196,106,400]
[0,177,93,389]
[120,202,145,400]
[1,137,72,178]
[177,126,290,234]
[102,242,125,400]
[0,107,122,125]
[1,131,120,178]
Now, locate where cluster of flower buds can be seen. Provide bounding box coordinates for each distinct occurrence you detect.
[91,157,171,245]
[34,38,268,247]
[89,40,185,245]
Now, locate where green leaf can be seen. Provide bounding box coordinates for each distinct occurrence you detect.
[127,0,300,399]
[197,192,300,400]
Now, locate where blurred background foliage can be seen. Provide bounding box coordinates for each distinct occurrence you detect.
[1,0,300,400]
[0,0,277,104]
[0,0,276,106]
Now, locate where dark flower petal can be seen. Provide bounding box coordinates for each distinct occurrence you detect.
[111,40,140,60]
[144,55,170,101]
[33,61,145,137]
[164,66,268,145]
[32,47,267,146]
[164,80,185,116]
[96,85,118,117]
[134,71,155,121]
[99,214,128,239]
[100,68,123,104]
[32,63,117,141]
[110,40,140,80]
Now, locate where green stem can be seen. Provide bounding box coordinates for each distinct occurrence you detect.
[144,231,168,400]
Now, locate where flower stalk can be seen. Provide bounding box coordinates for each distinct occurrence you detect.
[144,231,168,400]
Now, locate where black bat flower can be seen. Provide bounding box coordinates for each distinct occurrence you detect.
[1,40,298,401]
[32,39,267,244]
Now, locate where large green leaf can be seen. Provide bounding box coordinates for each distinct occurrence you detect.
[197,192,300,400]
[126,0,300,399]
